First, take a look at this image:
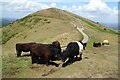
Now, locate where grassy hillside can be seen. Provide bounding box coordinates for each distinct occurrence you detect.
[0,28,1,79]
[2,8,119,78]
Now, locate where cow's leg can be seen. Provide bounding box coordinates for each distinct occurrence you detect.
[79,52,83,60]
[36,56,43,64]
[31,55,37,64]
[83,47,85,50]
[75,54,79,61]
[69,57,74,64]
[46,59,50,66]
[29,52,31,56]
[64,58,70,66]
[75,54,78,59]
[17,51,21,57]
[31,56,34,64]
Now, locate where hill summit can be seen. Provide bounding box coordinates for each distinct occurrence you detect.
[31,8,72,20]
[2,8,118,45]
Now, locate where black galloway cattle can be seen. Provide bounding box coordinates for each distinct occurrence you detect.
[16,42,37,57]
[62,41,85,64]
[30,41,61,66]
[93,42,101,47]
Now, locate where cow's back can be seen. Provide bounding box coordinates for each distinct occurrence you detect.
[31,43,61,61]
[31,44,50,59]
[66,42,79,56]
[16,42,36,52]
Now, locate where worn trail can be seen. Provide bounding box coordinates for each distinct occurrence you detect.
[71,22,89,43]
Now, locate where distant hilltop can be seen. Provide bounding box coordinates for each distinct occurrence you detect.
[0,18,17,27]
[101,23,118,31]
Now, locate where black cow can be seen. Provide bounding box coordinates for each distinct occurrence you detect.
[16,42,37,57]
[62,41,85,64]
[30,41,61,66]
[93,42,101,47]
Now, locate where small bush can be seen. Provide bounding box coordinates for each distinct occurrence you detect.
[20,22,25,26]
[30,27,32,29]
[34,18,41,23]
[44,19,48,21]
[104,28,107,31]
[2,32,18,44]
[20,15,32,21]
[46,21,51,23]
[23,35,27,39]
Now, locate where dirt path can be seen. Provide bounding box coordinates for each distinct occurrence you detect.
[71,22,89,43]
[61,10,89,43]
[77,26,89,43]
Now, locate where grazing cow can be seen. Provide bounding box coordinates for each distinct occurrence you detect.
[93,42,101,47]
[16,42,37,57]
[30,41,61,66]
[62,41,85,63]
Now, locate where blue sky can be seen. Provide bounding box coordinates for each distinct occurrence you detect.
[1,0,119,24]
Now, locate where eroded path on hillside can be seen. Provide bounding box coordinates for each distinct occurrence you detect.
[71,22,89,43]
[61,9,89,43]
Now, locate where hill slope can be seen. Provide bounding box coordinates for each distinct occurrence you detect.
[2,8,118,78]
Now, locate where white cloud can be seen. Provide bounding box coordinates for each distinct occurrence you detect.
[62,5,71,11]
[66,0,118,19]
[83,0,112,16]
[87,15,97,18]
[3,0,50,12]
[72,5,77,9]
[58,0,118,23]
[51,3,57,7]
[77,6,82,10]
[111,7,118,15]
[62,6,67,9]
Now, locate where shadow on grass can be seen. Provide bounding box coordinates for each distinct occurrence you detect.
[62,57,82,67]
[20,54,61,67]
[34,59,60,67]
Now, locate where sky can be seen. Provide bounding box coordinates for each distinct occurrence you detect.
[1,0,119,24]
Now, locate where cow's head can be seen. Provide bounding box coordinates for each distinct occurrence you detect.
[83,43,87,50]
[52,41,60,47]
[79,41,87,50]
[52,41,61,51]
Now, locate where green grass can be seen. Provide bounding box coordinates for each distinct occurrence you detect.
[2,54,62,78]
[19,15,32,22]
[2,55,33,78]
[2,31,18,44]
[0,55,2,79]
[2,17,51,44]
